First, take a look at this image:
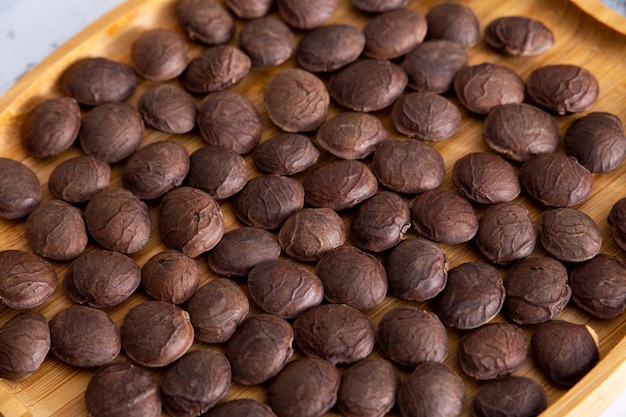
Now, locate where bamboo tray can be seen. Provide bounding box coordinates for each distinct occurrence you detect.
[2,0,626,416]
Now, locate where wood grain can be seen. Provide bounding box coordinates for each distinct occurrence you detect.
[2,0,626,416]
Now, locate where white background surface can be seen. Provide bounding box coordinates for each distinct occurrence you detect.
[0,0,626,416]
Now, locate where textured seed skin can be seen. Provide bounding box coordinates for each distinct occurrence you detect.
[253,134,320,175]
[397,362,466,417]
[297,24,365,73]
[452,152,521,204]
[351,0,407,13]
[205,399,277,417]
[385,237,448,302]
[225,0,273,19]
[86,188,152,255]
[473,376,548,417]
[137,84,198,134]
[526,64,599,114]
[293,303,375,365]
[276,0,338,30]
[84,361,161,417]
[476,202,537,265]
[503,256,571,325]
[21,97,81,158]
[161,350,231,417]
[316,112,388,160]
[0,157,41,220]
[337,358,400,417]
[181,46,251,94]
[131,28,188,81]
[378,306,448,368]
[426,3,479,47]
[264,69,329,132]
[239,17,294,67]
[363,9,427,59]
[570,254,626,319]
[609,197,626,251]
[457,322,528,380]
[485,16,555,57]
[520,153,593,207]
[436,262,505,329]
[391,92,461,141]
[267,357,340,417]
[186,145,248,200]
[304,159,378,211]
[403,40,468,94]
[176,0,234,45]
[61,57,137,106]
[48,156,111,203]
[540,208,602,263]
[65,250,141,308]
[0,312,50,381]
[0,250,57,309]
[141,250,200,304]
[531,320,599,387]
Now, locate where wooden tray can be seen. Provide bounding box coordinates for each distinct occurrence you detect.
[2,0,626,416]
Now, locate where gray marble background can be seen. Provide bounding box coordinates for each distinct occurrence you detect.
[0,1,625,415]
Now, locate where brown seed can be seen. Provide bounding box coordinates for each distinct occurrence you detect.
[121,300,194,367]
[276,0,338,30]
[385,237,448,302]
[569,254,626,319]
[225,0,273,19]
[278,207,346,262]
[141,250,200,304]
[378,306,448,367]
[205,399,277,417]
[485,16,554,57]
[475,202,537,265]
[21,97,81,158]
[337,358,400,417]
[187,278,249,344]
[609,197,626,251]
[180,46,251,94]
[253,133,320,175]
[197,91,262,154]
[316,245,388,310]
[350,0,406,12]
[0,312,50,381]
[473,376,547,417]
[0,157,41,219]
[247,259,324,319]
[503,256,571,325]
[329,58,407,112]
[458,322,528,380]
[176,0,235,45]
[293,303,375,364]
[0,250,57,309]
[540,208,602,263]
[402,40,468,94]
[137,84,198,134]
[85,188,152,254]
[130,28,188,81]
[238,17,294,67]
[435,262,505,329]
[122,140,190,200]
[409,189,478,244]
[48,156,111,203]
[186,145,248,200]
[264,68,329,132]
[234,174,305,230]
[454,62,525,115]
[351,191,410,253]
[363,9,427,59]
[207,227,281,277]
[297,24,365,73]
[526,64,599,114]
[520,153,593,207]
[65,250,141,309]
[316,112,388,160]
[225,314,294,385]
[79,102,144,164]
[397,362,466,417]
[61,57,137,106]
[564,112,626,173]
[426,2,479,47]
[303,159,378,211]
[391,92,460,141]
[452,152,521,204]
[372,139,445,194]
[267,357,340,417]
[161,350,231,417]
[84,361,161,417]
[25,200,88,261]
[483,103,560,162]
[531,320,599,387]
[49,306,121,368]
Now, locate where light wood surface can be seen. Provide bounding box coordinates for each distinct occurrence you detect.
[2,0,626,416]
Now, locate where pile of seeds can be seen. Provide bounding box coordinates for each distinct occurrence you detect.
[1,0,626,416]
